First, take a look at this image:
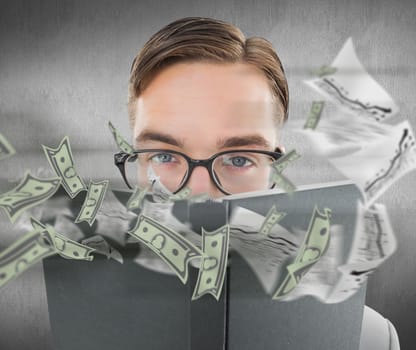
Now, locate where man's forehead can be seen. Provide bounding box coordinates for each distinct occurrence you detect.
[132,62,281,152]
[141,62,271,94]
[135,99,278,128]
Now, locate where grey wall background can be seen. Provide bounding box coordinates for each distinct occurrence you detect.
[0,0,415,349]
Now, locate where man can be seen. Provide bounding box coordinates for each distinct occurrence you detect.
[120,16,287,198]
[118,17,399,350]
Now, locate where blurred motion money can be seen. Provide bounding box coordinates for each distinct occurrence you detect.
[82,235,123,264]
[273,206,331,300]
[0,132,16,161]
[75,180,109,226]
[192,225,230,300]
[42,136,87,198]
[108,121,134,153]
[0,172,61,223]
[128,214,202,284]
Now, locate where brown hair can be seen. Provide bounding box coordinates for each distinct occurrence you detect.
[128,17,289,127]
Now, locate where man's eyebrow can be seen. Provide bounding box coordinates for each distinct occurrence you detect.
[216,135,270,149]
[136,130,184,148]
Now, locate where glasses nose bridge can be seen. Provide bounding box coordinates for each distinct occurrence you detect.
[187,157,213,173]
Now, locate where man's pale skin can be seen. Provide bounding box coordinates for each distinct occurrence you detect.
[133,62,284,198]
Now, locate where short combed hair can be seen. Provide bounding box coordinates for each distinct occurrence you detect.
[128,17,289,127]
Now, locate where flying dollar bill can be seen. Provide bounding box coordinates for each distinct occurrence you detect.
[42,136,86,198]
[259,205,286,236]
[270,172,296,194]
[192,225,230,301]
[294,207,332,264]
[81,235,123,264]
[30,218,95,261]
[108,121,134,154]
[128,214,202,284]
[126,186,149,210]
[0,133,16,161]
[188,193,210,203]
[0,172,61,223]
[169,187,192,201]
[0,216,96,288]
[269,149,300,194]
[273,206,331,300]
[312,65,337,77]
[0,226,57,288]
[75,180,109,225]
[304,101,325,130]
[271,149,302,173]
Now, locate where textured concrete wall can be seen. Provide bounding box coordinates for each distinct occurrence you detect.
[0,0,415,349]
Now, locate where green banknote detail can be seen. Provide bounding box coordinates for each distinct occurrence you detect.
[81,235,123,264]
[0,226,57,288]
[0,133,16,161]
[75,180,109,226]
[108,121,134,153]
[169,187,192,201]
[311,65,337,77]
[42,136,86,198]
[294,207,331,264]
[126,186,149,210]
[272,206,331,300]
[0,172,61,223]
[259,205,286,236]
[269,149,300,194]
[0,217,96,288]
[30,218,95,260]
[270,172,296,194]
[128,214,202,284]
[271,149,301,173]
[304,101,325,130]
[188,193,210,203]
[192,225,230,301]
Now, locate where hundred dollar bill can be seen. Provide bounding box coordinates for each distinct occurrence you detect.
[0,226,57,288]
[270,171,296,194]
[304,101,325,130]
[108,121,134,154]
[192,225,230,301]
[259,205,286,236]
[273,206,331,300]
[42,136,86,198]
[128,214,202,283]
[271,149,301,173]
[30,218,95,260]
[75,180,109,225]
[126,186,149,210]
[0,133,16,161]
[0,172,61,223]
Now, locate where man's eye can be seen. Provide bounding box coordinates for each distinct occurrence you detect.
[150,153,176,163]
[222,156,254,167]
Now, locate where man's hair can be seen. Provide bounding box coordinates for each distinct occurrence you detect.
[128,17,289,127]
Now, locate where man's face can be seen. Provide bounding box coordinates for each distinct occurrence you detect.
[132,62,281,198]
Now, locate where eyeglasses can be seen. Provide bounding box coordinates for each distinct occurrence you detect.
[114,149,283,195]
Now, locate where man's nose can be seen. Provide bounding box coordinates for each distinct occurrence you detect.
[186,166,222,198]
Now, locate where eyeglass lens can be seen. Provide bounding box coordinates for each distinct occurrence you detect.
[124,151,276,194]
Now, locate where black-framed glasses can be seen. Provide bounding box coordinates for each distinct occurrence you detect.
[114,149,283,195]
